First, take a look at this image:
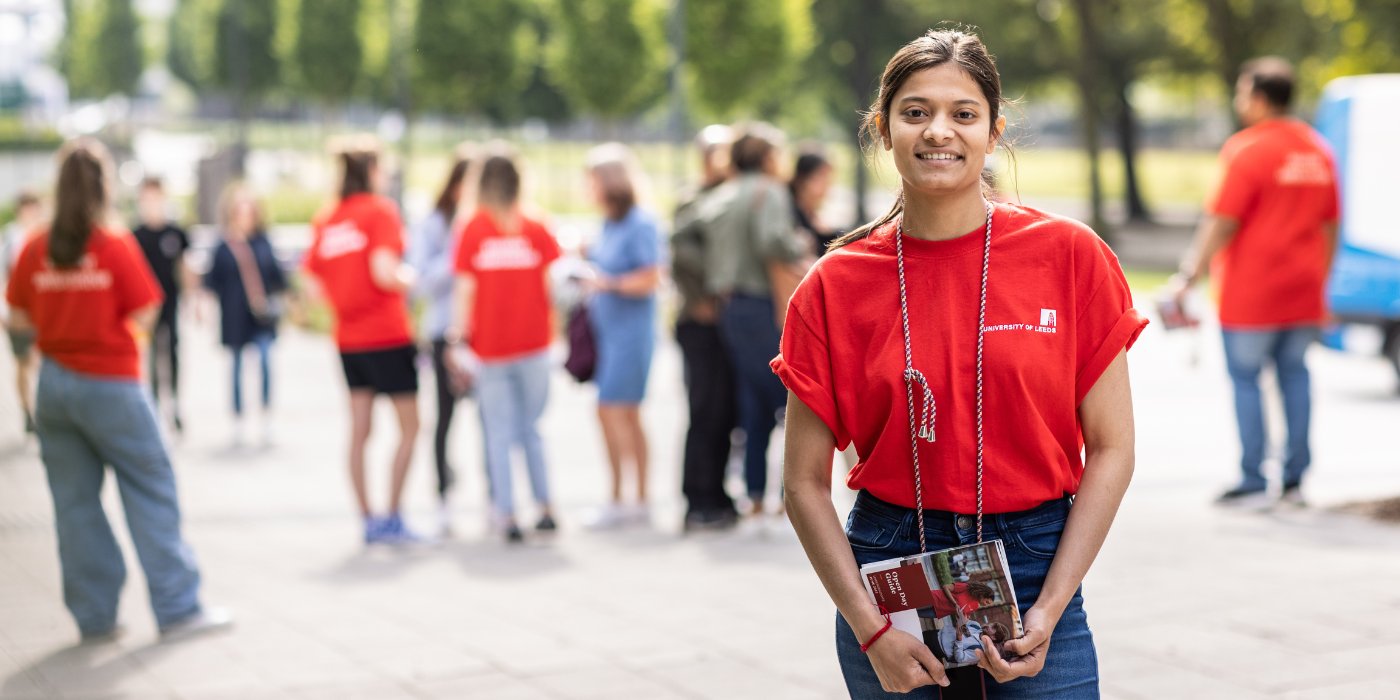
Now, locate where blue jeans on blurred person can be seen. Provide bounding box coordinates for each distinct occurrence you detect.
[718,294,788,504]
[230,330,274,416]
[1221,326,1318,492]
[34,361,203,637]
[477,351,552,519]
[835,491,1099,699]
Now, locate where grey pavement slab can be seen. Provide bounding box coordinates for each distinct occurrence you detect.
[3,301,1400,699]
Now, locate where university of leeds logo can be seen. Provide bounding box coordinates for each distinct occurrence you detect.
[1040,309,1057,328]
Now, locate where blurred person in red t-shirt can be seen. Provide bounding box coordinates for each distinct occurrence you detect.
[1169,57,1340,510]
[5,138,229,641]
[448,148,561,544]
[302,137,422,545]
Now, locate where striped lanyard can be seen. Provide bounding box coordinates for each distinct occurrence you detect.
[895,200,994,551]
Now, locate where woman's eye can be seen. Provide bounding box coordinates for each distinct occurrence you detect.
[905,109,927,118]
[957,110,977,120]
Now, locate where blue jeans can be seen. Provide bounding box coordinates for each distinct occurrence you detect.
[718,294,788,502]
[836,491,1099,699]
[34,361,203,635]
[477,351,552,518]
[1221,327,1317,491]
[230,330,274,416]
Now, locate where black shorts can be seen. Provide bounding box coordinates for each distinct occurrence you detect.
[339,344,419,395]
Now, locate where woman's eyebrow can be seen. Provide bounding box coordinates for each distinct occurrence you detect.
[896,96,983,107]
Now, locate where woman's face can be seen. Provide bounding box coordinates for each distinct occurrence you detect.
[799,164,834,209]
[227,198,256,238]
[880,63,1003,200]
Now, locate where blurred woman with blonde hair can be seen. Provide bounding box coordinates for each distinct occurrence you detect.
[582,143,663,529]
[203,183,286,448]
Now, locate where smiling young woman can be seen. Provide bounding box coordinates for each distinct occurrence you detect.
[771,29,1148,698]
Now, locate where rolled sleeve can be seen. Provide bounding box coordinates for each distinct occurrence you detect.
[1074,238,1148,403]
[770,289,849,449]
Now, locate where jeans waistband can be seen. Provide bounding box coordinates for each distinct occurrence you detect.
[852,489,1072,535]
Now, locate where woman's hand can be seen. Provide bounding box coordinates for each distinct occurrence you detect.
[866,628,949,693]
[975,604,1058,682]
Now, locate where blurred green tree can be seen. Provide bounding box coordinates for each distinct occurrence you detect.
[412,0,538,120]
[294,0,364,107]
[684,0,814,118]
[544,0,669,121]
[806,0,914,225]
[60,0,144,99]
[168,0,220,93]
[213,0,281,102]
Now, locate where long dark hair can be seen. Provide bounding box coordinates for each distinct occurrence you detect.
[50,138,113,268]
[477,152,521,210]
[434,145,474,220]
[336,136,380,201]
[830,28,1005,249]
[789,148,831,204]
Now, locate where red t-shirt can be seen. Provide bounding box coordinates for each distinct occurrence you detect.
[453,210,562,361]
[303,194,413,351]
[771,203,1147,513]
[1208,118,1339,328]
[930,582,983,619]
[5,228,162,379]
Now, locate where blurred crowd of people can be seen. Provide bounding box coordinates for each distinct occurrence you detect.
[0,119,843,559]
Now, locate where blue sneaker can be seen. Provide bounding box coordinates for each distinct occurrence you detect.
[364,516,389,545]
[378,513,424,545]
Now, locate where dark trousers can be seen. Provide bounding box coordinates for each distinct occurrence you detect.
[148,303,179,412]
[677,319,737,516]
[717,295,788,502]
[429,339,459,500]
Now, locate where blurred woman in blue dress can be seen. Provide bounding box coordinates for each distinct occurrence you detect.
[583,143,663,529]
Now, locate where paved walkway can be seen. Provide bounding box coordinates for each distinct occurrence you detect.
[3,300,1400,699]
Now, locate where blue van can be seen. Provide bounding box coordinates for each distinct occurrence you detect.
[1314,75,1400,381]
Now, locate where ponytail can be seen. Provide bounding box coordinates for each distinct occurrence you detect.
[50,138,112,268]
[332,134,381,201]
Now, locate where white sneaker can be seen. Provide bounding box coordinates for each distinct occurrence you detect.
[230,419,246,450]
[436,503,453,538]
[260,414,275,448]
[622,502,651,527]
[585,503,629,531]
[160,607,233,642]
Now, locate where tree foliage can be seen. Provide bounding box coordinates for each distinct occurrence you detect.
[684,0,814,117]
[294,0,364,104]
[543,0,668,119]
[412,0,538,118]
[61,0,144,99]
[212,0,281,99]
[168,0,221,93]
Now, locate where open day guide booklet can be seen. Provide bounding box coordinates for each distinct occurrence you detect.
[859,541,1024,669]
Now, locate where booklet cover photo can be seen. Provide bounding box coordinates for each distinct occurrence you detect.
[859,541,1024,668]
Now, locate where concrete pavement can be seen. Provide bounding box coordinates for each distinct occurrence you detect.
[3,298,1400,699]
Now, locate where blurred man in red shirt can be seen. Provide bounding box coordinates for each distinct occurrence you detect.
[1171,57,1340,509]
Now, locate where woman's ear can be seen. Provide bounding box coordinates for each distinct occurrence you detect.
[877,114,892,150]
[987,115,1008,154]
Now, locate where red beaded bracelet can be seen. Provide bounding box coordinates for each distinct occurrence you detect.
[859,606,893,653]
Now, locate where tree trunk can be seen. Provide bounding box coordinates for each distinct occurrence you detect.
[1070,0,1108,238]
[1203,0,1247,121]
[1114,75,1151,223]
